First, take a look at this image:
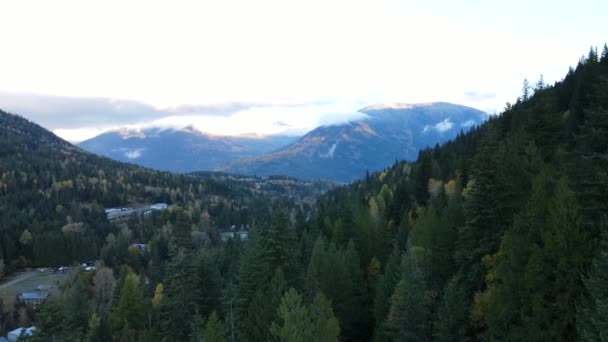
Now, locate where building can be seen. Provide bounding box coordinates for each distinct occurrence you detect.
[7,327,36,342]
[149,203,168,210]
[105,203,168,221]
[16,292,49,306]
[220,231,249,242]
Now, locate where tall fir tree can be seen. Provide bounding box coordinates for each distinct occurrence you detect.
[202,311,227,342]
[241,268,287,341]
[384,252,430,341]
[112,271,147,339]
[577,227,608,341]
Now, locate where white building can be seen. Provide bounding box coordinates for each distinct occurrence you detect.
[8,327,36,342]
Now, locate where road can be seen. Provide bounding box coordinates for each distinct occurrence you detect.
[0,271,38,290]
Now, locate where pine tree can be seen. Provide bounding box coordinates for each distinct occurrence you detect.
[263,208,300,286]
[384,252,429,341]
[241,268,287,341]
[577,227,608,341]
[434,276,469,341]
[522,78,531,101]
[237,227,270,322]
[271,288,312,342]
[309,293,340,342]
[64,272,90,340]
[160,213,197,339]
[373,248,402,340]
[573,107,608,238]
[112,271,147,338]
[192,251,222,319]
[202,311,227,342]
[482,174,588,341]
[32,297,65,342]
[341,239,371,339]
[307,234,329,294]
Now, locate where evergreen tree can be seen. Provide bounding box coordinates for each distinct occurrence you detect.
[112,271,147,338]
[577,227,608,341]
[64,272,90,340]
[309,293,340,342]
[271,288,312,342]
[160,213,197,340]
[434,276,469,342]
[192,251,222,319]
[241,268,287,341]
[263,208,301,286]
[373,248,402,340]
[202,311,227,342]
[522,78,531,101]
[32,298,65,342]
[237,227,270,324]
[384,252,429,341]
[482,175,588,341]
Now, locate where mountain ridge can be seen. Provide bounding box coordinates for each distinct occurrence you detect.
[78,127,299,173]
[220,102,487,182]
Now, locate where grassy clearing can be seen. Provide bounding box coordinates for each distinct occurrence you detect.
[0,271,68,309]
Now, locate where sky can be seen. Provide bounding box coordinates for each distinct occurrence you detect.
[0,0,606,142]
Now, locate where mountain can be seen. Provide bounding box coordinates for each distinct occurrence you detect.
[78,127,299,173]
[220,102,487,182]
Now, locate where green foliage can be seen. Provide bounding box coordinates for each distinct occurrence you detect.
[237,227,270,320]
[241,268,287,341]
[373,248,402,340]
[309,293,341,342]
[482,174,588,341]
[434,276,469,342]
[271,288,339,342]
[202,311,227,342]
[271,288,312,342]
[64,272,89,339]
[32,297,65,341]
[4,44,608,341]
[383,252,430,341]
[577,228,608,341]
[262,208,301,286]
[306,236,371,339]
[112,271,147,336]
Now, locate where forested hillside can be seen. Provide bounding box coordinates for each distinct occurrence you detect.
[309,46,608,341]
[1,45,607,341]
[0,111,326,272]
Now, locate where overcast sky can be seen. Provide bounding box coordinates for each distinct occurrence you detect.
[0,0,606,142]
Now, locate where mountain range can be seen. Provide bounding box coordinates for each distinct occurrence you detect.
[78,102,487,182]
[78,127,298,173]
[221,102,486,182]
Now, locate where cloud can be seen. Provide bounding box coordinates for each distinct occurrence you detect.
[124,149,143,159]
[435,119,454,132]
[167,102,261,116]
[0,92,165,129]
[423,118,454,133]
[53,127,110,143]
[0,92,359,142]
[318,111,368,126]
[460,120,476,128]
[0,91,382,142]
